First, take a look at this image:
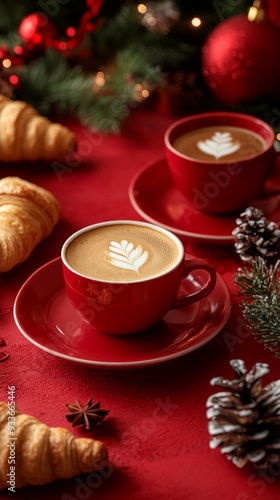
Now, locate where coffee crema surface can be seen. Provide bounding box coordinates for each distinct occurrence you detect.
[173,126,266,162]
[66,224,180,282]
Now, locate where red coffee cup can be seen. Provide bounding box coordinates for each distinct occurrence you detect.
[61,221,216,335]
[164,112,278,214]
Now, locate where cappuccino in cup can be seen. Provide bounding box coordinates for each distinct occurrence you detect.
[173,126,266,163]
[165,112,277,214]
[66,223,180,282]
[61,221,216,335]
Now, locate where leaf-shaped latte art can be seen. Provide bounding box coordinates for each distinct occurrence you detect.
[197,132,240,159]
[104,240,148,272]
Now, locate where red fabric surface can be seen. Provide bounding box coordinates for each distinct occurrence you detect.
[0,107,280,500]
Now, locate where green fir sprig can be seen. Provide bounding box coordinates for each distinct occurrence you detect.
[234,258,280,357]
[17,47,163,133]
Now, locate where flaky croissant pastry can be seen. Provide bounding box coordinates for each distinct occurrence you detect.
[0,94,76,161]
[0,402,108,489]
[0,176,60,272]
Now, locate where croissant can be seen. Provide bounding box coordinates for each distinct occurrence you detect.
[0,94,76,161]
[0,176,60,272]
[0,402,108,489]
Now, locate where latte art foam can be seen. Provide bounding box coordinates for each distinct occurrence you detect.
[66,224,180,282]
[197,131,240,159]
[173,125,266,162]
[104,240,148,273]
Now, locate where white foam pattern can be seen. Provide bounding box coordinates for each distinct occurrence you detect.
[197,131,240,159]
[104,240,148,272]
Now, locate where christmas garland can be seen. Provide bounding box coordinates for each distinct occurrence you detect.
[2,1,280,133]
[0,2,199,133]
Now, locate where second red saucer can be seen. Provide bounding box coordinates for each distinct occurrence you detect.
[129,157,280,243]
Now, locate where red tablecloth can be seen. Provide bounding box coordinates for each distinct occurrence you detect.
[0,107,279,500]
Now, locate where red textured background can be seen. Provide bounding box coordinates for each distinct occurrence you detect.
[0,107,279,500]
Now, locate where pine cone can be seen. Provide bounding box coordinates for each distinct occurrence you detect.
[206,359,280,469]
[232,207,280,262]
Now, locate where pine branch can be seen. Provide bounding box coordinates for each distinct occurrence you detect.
[16,49,130,132]
[113,44,163,95]
[235,258,280,299]
[90,4,145,58]
[234,258,280,357]
[90,3,196,69]
[16,47,163,133]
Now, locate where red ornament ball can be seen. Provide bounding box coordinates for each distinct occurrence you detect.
[19,13,57,47]
[202,14,280,105]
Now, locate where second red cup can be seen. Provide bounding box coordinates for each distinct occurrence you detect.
[164,111,278,214]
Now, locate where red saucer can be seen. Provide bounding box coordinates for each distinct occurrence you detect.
[129,158,280,243]
[13,257,231,369]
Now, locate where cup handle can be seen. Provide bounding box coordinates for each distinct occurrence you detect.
[172,259,217,309]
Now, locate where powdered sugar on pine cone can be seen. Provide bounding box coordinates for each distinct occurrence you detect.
[232,207,280,262]
[206,359,280,469]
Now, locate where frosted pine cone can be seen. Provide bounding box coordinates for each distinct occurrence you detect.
[232,207,280,262]
[206,359,280,469]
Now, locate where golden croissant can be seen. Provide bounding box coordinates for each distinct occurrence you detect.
[0,176,60,272]
[0,402,108,489]
[0,94,76,161]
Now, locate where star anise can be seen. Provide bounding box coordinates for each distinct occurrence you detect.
[65,398,109,430]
